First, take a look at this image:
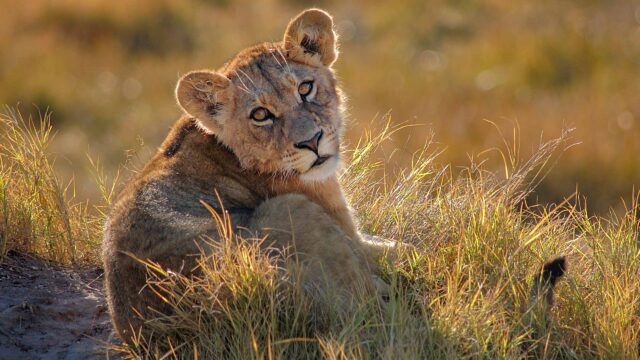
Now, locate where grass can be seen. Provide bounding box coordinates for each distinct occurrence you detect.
[0,107,104,264]
[1,110,638,358]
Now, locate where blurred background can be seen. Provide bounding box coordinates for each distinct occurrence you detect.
[1,0,639,213]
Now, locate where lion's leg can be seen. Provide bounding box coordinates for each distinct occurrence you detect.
[247,194,381,303]
[105,209,251,344]
[104,231,216,344]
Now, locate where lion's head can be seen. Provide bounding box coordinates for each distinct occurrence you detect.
[175,9,344,182]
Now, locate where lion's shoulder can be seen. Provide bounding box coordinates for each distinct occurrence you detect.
[110,117,271,226]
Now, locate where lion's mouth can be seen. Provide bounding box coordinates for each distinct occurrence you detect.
[312,155,331,167]
[299,154,338,181]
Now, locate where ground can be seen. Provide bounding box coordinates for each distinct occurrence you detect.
[0,252,114,359]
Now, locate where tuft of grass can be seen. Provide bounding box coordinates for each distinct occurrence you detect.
[0,107,103,264]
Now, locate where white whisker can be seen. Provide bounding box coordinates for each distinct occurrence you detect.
[233,70,253,95]
[237,68,257,89]
[275,47,293,75]
[270,50,285,71]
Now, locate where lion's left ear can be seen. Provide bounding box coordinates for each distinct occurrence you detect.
[283,9,338,67]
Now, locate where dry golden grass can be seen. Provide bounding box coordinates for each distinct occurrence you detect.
[0,107,104,264]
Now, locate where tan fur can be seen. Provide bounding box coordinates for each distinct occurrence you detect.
[103,8,394,344]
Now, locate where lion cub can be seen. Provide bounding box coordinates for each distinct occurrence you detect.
[103,9,394,344]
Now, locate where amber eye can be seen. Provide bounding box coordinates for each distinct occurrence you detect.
[250,107,273,123]
[298,81,314,98]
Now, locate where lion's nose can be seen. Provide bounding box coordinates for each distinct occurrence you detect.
[294,130,323,154]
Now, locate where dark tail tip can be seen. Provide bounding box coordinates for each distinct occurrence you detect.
[541,256,567,287]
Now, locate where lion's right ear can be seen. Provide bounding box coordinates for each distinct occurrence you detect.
[175,70,233,133]
[284,9,338,67]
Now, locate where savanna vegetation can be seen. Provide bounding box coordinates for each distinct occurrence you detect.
[1,0,640,358]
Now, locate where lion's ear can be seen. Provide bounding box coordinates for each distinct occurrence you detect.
[283,9,338,67]
[175,70,233,133]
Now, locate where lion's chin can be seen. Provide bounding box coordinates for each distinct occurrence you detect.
[299,155,339,183]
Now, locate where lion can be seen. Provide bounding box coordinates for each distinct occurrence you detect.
[103,8,396,344]
[102,8,568,347]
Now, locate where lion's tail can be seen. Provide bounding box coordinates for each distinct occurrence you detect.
[529,256,567,308]
[521,256,567,355]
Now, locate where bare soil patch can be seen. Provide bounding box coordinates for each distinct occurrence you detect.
[0,252,114,359]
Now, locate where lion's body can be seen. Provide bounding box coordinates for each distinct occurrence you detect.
[103,10,391,341]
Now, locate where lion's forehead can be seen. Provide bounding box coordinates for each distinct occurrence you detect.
[225,53,337,116]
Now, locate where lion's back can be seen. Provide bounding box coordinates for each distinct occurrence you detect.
[102,117,267,342]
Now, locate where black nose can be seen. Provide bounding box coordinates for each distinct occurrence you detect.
[294,130,323,154]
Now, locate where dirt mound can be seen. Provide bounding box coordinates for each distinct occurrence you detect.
[0,252,115,359]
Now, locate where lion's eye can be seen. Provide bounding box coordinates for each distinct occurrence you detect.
[298,81,314,99]
[250,107,273,124]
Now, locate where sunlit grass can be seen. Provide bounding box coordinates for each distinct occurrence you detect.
[0,107,105,264]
